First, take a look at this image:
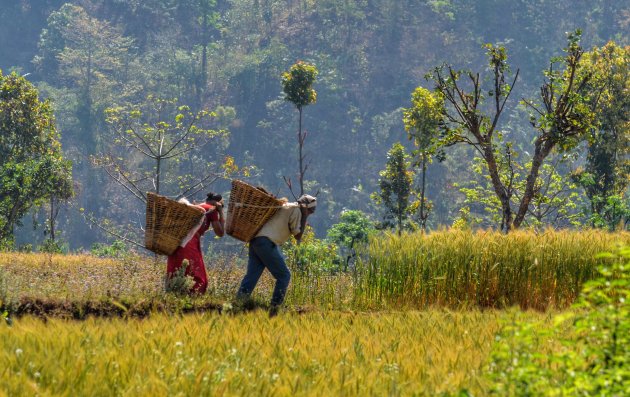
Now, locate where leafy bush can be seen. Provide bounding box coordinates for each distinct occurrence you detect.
[38,238,66,254]
[283,226,339,273]
[487,245,630,396]
[90,240,129,258]
[327,209,375,271]
[0,266,14,325]
[164,260,195,296]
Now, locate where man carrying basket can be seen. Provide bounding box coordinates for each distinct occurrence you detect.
[236,194,317,317]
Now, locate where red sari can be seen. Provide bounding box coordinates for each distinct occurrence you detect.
[166,203,218,293]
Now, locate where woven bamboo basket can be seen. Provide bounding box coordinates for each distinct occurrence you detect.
[226,180,285,242]
[145,192,205,255]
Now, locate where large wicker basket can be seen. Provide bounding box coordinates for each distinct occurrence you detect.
[145,192,205,255]
[226,180,285,242]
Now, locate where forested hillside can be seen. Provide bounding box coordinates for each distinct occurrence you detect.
[1,0,628,250]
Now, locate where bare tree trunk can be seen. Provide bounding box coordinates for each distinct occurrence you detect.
[483,145,512,232]
[513,140,554,228]
[298,106,304,196]
[419,153,428,231]
[199,0,209,107]
[49,196,56,242]
[155,157,162,195]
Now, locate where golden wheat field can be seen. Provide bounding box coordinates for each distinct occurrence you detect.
[0,310,560,396]
[1,229,627,396]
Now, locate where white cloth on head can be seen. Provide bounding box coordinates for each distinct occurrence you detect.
[298,194,317,208]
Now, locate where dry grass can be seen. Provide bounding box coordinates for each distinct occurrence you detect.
[0,252,353,317]
[1,229,627,317]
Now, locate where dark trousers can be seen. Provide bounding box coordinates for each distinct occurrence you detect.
[237,236,291,306]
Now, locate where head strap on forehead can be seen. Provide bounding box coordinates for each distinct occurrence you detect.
[298,194,317,208]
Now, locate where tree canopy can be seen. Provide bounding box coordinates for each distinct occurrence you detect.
[0,1,628,248]
[0,70,73,248]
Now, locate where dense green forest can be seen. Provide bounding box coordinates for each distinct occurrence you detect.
[0,0,628,251]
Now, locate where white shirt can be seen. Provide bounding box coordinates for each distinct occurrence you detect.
[255,203,302,245]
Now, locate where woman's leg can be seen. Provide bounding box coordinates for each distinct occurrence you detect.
[188,255,208,294]
[166,247,185,276]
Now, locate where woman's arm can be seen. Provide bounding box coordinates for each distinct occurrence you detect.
[210,203,225,237]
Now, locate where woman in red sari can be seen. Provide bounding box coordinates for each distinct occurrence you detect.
[166,192,225,294]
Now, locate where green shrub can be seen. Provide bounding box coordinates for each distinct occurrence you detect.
[327,209,375,271]
[90,240,129,258]
[487,245,630,396]
[0,266,13,325]
[38,238,66,254]
[164,260,195,296]
[283,227,340,273]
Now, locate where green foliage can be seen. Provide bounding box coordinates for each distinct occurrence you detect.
[164,260,196,296]
[0,70,73,247]
[587,194,630,231]
[327,210,375,270]
[38,238,67,254]
[36,4,136,152]
[573,42,630,229]
[456,155,584,229]
[100,96,231,198]
[426,31,597,231]
[327,210,374,251]
[523,29,596,153]
[372,142,416,235]
[403,87,444,229]
[281,61,318,110]
[403,86,444,152]
[5,1,629,248]
[487,245,630,396]
[281,60,319,195]
[283,226,339,273]
[90,240,129,259]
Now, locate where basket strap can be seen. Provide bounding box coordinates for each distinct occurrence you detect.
[232,202,285,209]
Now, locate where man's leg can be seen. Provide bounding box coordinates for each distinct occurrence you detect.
[237,237,266,299]
[252,239,291,307]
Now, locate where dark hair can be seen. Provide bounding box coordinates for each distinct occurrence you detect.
[206,192,223,202]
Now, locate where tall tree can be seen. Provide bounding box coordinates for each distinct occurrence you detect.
[574,41,630,229]
[89,96,243,246]
[196,0,221,107]
[425,31,595,231]
[281,60,318,195]
[402,86,444,230]
[517,31,596,228]
[327,209,375,271]
[372,142,415,236]
[51,4,134,151]
[0,71,73,248]
[98,96,231,200]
